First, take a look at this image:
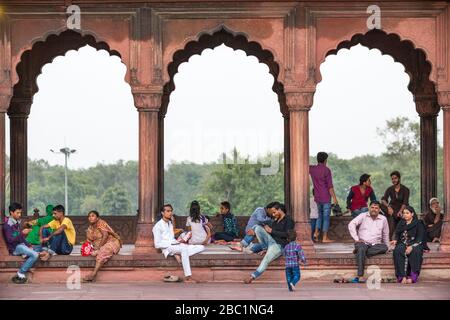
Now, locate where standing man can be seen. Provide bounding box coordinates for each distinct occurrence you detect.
[348,201,390,283]
[346,174,377,217]
[309,152,338,243]
[244,203,294,284]
[381,171,410,240]
[153,204,204,283]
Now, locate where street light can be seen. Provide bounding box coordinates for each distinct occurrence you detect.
[50,147,76,213]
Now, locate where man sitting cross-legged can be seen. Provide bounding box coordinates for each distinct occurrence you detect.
[153,204,205,283]
[348,200,390,283]
[244,203,294,284]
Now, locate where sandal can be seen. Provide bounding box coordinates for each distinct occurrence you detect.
[164,275,181,282]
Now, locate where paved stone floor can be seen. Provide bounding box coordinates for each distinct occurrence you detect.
[1,281,449,300]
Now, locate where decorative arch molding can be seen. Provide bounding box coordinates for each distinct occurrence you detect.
[9,29,122,114]
[323,29,438,116]
[160,26,287,117]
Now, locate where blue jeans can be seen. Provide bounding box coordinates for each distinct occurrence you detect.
[310,219,317,240]
[351,207,368,218]
[316,202,331,232]
[241,234,255,247]
[42,228,73,255]
[251,225,282,279]
[13,244,39,274]
[285,266,301,290]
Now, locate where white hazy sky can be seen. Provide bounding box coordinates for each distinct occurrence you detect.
[5,44,443,168]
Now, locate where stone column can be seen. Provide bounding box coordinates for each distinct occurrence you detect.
[0,94,11,255]
[7,97,32,215]
[286,92,314,253]
[438,91,450,251]
[133,92,161,254]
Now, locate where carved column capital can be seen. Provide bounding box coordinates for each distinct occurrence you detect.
[132,87,163,111]
[437,91,450,110]
[7,97,32,117]
[286,92,314,112]
[0,94,11,113]
[415,94,440,117]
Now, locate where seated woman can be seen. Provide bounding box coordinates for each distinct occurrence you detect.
[82,211,122,282]
[186,201,212,245]
[392,206,425,284]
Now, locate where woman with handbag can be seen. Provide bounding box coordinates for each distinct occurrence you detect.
[82,210,122,282]
[186,201,212,245]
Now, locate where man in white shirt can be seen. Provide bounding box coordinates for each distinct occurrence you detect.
[152,204,204,283]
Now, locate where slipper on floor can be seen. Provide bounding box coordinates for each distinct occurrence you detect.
[164,275,181,282]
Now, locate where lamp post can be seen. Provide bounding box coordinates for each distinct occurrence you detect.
[50,147,76,212]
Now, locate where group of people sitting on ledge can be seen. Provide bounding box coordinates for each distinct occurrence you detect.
[153,200,305,290]
[3,202,122,284]
[2,151,445,287]
[309,151,445,284]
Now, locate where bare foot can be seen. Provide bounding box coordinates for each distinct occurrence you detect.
[257,250,267,256]
[432,238,440,243]
[174,254,182,265]
[244,276,254,284]
[39,251,50,262]
[401,277,408,284]
[322,238,335,243]
[229,244,243,252]
[184,277,199,283]
[405,278,413,284]
[82,273,96,283]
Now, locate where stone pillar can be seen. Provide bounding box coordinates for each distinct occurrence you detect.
[438,91,450,251]
[286,92,314,253]
[7,97,32,215]
[133,92,161,254]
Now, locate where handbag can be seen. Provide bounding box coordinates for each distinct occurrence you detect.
[81,241,93,256]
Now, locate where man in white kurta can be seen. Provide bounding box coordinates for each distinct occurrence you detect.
[153,204,204,282]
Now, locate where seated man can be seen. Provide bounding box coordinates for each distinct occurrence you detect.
[39,205,76,256]
[348,200,390,283]
[153,203,204,283]
[244,203,294,284]
[213,201,239,242]
[346,174,377,217]
[3,202,44,284]
[25,204,54,258]
[229,202,276,252]
[423,197,444,243]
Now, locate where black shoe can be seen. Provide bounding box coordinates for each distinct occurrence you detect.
[11,275,27,284]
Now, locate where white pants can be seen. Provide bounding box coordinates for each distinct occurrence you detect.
[166,243,204,277]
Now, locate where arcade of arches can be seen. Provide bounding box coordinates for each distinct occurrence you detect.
[0,1,450,259]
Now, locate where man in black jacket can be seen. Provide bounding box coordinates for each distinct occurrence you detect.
[244,203,294,284]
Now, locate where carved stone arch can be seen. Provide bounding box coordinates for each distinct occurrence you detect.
[159,26,290,211]
[160,26,287,118]
[10,29,123,113]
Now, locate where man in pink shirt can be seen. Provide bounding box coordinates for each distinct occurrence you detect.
[347,200,390,283]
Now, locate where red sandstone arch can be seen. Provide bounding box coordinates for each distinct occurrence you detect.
[318,28,439,212]
[159,26,290,210]
[10,29,124,110]
[7,29,131,213]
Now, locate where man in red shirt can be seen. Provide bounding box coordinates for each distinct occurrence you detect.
[346,174,377,217]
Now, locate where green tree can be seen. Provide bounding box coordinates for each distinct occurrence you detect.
[101,185,132,215]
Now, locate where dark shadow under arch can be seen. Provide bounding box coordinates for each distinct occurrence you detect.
[159,26,290,212]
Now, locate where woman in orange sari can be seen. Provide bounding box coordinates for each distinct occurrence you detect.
[82,211,122,282]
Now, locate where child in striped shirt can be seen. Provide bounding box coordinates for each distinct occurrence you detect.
[283,229,307,291]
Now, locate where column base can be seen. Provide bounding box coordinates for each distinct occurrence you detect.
[0,225,9,256]
[438,221,450,252]
[133,222,158,255]
[295,221,315,254]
